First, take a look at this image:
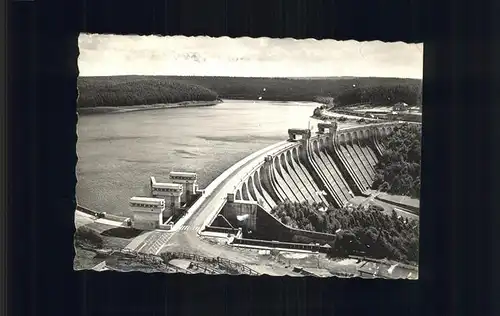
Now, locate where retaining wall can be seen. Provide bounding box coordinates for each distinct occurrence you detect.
[231,237,332,253]
[204,226,240,235]
[217,200,336,244]
[220,200,258,231]
[375,196,420,214]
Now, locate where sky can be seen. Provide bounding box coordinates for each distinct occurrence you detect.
[78,34,423,79]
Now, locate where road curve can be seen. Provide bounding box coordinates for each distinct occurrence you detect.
[188,141,298,229]
[154,140,299,260]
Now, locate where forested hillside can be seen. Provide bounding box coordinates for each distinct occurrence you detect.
[78,76,219,108]
[372,124,422,198]
[334,83,422,106]
[271,201,419,264]
[78,75,421,107]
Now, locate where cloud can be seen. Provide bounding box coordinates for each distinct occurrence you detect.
[78,34,423,78]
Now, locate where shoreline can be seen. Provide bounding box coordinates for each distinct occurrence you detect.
[77,100,222,115]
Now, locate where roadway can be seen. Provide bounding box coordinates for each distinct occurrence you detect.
[126,140,299,265]
[158,140,299,258]
[348,196,419,221]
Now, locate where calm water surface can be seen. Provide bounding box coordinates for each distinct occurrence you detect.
[76,100,319,216]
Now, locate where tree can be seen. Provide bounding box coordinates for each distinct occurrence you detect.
[74,226,104,249]
[372,124,422,198]
[335,84,421,107]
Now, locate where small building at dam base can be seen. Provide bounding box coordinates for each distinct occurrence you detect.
[130,172,202,230]
[129,197,166,230]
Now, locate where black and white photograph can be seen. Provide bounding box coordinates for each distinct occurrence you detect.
[74,34,422,278]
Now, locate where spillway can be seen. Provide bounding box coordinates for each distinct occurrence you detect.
[374,133,386,155]
[351,142,375,182]
[358,140,378,173]
[273,158,302,203]
[338,142,370,191]
[309,141,345,206]
[319,150,351,204]
[282,151,317,204]
[246,174,272,211]
[256,146,329,207]
[253,171,277,210]
[268,162,288,202]
[319,146,352,202]
[278,154,308,203]
[288,148,326,205]
[345,142,372,189]
[241,182,253,201]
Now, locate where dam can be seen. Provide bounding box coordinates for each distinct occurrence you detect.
[116,120,415,248]
[224,121,395,210]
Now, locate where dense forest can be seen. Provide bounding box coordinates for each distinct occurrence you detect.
[371,124,422,198]
[78,76,219,108]
[78,75,421,107]
[334,82,422,107]
[271,201,419,264]
[168,76,421,103]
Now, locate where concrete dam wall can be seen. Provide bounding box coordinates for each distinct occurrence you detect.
[209,122,400,242]
[231,122,398,210]
[219,199,336,244]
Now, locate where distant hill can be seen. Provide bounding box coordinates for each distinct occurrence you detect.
[164,76,421,103]
[78,75,422,108]
[334,83,422,107]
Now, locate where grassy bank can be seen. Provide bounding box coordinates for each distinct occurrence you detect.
[78,75,421,108]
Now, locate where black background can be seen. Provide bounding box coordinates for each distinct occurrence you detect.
[6,0,498,315]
